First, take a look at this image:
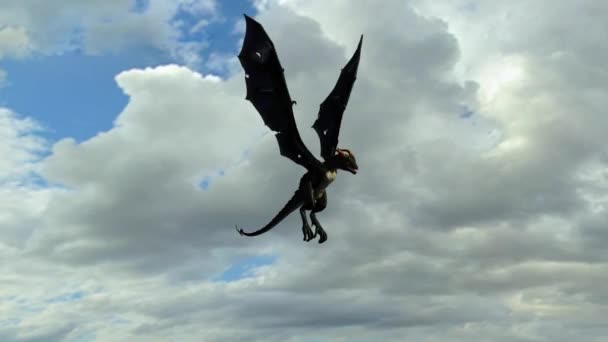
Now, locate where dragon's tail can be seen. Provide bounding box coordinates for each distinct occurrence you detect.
[236,189,303,237]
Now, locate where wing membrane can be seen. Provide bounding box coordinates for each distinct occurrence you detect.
[238,15,321,171]
[312,36,363,161]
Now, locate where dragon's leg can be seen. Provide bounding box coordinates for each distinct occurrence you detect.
[310,191,328,243]
[299,179,316,242]
[300,207,314,241]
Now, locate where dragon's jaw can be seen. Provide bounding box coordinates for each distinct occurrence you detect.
[334,148,358,174]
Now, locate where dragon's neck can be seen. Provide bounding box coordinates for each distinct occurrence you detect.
[323,159,339,171]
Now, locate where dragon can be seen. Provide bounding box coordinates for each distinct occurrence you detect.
[235,15,362,244]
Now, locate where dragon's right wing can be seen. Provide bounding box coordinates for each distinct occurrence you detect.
[238,15,321,171]
[313,36,363,161]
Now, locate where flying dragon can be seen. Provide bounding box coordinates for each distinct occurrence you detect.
[235,15,362,244]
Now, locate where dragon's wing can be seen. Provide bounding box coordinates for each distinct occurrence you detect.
[312,36,363,161]
[238,15,321,171]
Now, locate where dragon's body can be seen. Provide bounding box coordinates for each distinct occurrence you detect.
[235,15,362,243]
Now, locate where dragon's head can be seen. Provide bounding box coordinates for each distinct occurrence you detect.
[334,148,358,174]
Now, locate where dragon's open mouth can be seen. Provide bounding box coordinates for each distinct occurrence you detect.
[348,167,358,174]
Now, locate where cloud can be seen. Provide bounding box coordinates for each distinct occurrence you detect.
[0,0,217,65]
[0,108,47,184]
[1,0,607,341]
[0,26,32,59]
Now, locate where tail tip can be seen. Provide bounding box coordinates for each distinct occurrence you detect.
[235,224,245,236]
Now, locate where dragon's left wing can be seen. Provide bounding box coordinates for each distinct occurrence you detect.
[238,15,322,171]
[312,36,363,161]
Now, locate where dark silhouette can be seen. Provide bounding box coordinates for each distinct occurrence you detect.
[235,15,362,244]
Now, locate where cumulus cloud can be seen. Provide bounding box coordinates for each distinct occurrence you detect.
[0,0,216,65]
[1,0,607,341]
[0,108,51,272]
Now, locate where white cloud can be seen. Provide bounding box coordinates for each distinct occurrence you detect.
[0,26,32,59]
[0,0,216,63]
[0,108,51,266]
[0,108,46,184]
[0,0,607,341]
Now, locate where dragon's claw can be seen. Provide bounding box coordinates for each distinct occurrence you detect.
[302,223,314,242]
[318,228,328,244]
[309,215,328,243]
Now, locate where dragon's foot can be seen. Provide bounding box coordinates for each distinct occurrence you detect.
[310,216,327,244]
[315,225,328,244]
[302,223,315,242]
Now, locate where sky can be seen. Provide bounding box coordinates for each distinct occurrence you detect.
[0,0,607,341]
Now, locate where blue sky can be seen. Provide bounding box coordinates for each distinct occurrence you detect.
[215,254,278,282]
[0,1,255,143]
